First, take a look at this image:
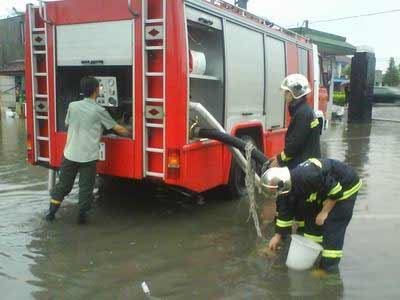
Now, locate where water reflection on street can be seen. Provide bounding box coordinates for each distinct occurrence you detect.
[1,106,400,299]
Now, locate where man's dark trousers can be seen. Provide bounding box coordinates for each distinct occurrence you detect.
[50,157,97,213]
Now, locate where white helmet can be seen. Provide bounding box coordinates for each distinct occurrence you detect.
[261,167,292,197]
[281,74,311,99]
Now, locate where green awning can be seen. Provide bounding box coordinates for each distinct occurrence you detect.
[290,27,356,56]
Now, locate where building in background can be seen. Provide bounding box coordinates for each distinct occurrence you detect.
[290,26,357,120]
[0,14,25,115]
[290,27,356,88]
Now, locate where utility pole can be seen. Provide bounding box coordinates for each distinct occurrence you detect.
[235,0,249,10]
[348,51,376,123]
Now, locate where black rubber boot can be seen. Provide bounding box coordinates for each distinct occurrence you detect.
[320,258,341,273]
[77,211,88,225]
[45,203,60,222]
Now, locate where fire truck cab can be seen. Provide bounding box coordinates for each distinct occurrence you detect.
[25,0,323,195]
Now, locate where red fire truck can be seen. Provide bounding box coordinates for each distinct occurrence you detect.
[25,0,327,196]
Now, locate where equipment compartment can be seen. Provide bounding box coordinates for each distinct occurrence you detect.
[55,66,133,133]
[187,17,225,126]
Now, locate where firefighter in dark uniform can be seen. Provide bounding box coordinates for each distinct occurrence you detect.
[261,158,362,271]
[269,74,321,238]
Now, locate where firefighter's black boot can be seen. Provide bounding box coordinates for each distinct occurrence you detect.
[320,257,341,273]
[45,202,60,222]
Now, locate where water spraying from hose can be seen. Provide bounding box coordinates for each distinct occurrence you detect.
[244,142,262,237]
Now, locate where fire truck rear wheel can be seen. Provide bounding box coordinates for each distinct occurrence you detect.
[228,135,258,199]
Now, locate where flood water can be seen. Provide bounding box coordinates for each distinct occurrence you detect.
[1,106,400,299]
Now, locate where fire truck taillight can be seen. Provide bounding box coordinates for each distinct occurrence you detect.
[26,135,33,159]
[167,149,180,179]
[26,134,32,151]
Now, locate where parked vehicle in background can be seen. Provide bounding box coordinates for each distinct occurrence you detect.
[373,86,400,103]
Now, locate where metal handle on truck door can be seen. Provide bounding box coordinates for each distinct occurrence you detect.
[241,112,254,116]
[128,0,140,17]
[198,17,214,26]
[38,0,52,24]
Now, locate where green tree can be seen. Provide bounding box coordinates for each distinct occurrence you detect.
[383,57,400,86]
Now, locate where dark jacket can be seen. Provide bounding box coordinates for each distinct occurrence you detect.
[275,158,362,236]
[290,158,361,202]
[277,98,321,169]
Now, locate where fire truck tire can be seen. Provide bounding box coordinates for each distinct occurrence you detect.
[228,135,258,199]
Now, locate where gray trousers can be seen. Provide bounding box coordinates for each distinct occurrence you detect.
[50,157,97,212]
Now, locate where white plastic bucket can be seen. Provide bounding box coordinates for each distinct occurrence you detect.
[286,234,323,270]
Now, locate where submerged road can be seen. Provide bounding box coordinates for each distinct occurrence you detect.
[0,106,399,299]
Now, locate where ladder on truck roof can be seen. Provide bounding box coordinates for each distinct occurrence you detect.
[27,2,51,164]
[142,0,166,179]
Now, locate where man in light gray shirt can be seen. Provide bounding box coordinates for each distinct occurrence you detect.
[46,76,130,224]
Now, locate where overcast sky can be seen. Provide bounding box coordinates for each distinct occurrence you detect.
[1,0,399,70]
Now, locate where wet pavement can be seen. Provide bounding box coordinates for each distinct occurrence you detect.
[1,105,400,299]
[372,102,400,121]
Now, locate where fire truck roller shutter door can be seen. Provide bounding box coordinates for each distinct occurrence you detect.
[264,36,286,130]
[224,21,265,133]
[56,20,133,66]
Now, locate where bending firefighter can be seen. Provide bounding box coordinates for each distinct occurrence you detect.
[269,74,321,235]
[46,76,130,224]
[262,158,362,271]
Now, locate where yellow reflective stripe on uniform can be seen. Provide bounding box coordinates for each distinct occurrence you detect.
[328,183,343,196]
[296,220,305,227]
[306,192,317,202]
[308,158,322,168]
[310,119,319,128]
[322,249,343,258]
[276,219,294,228]
[338,180,362,201]
[304,233,323,243]
[50,199,61,205]
[280,151,292,162]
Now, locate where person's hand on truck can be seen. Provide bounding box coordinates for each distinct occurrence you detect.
[112,124,132,138]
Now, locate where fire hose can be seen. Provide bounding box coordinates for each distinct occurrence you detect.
[191,128,270,167]
[189,102,272,237]
[189,103,272,186]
